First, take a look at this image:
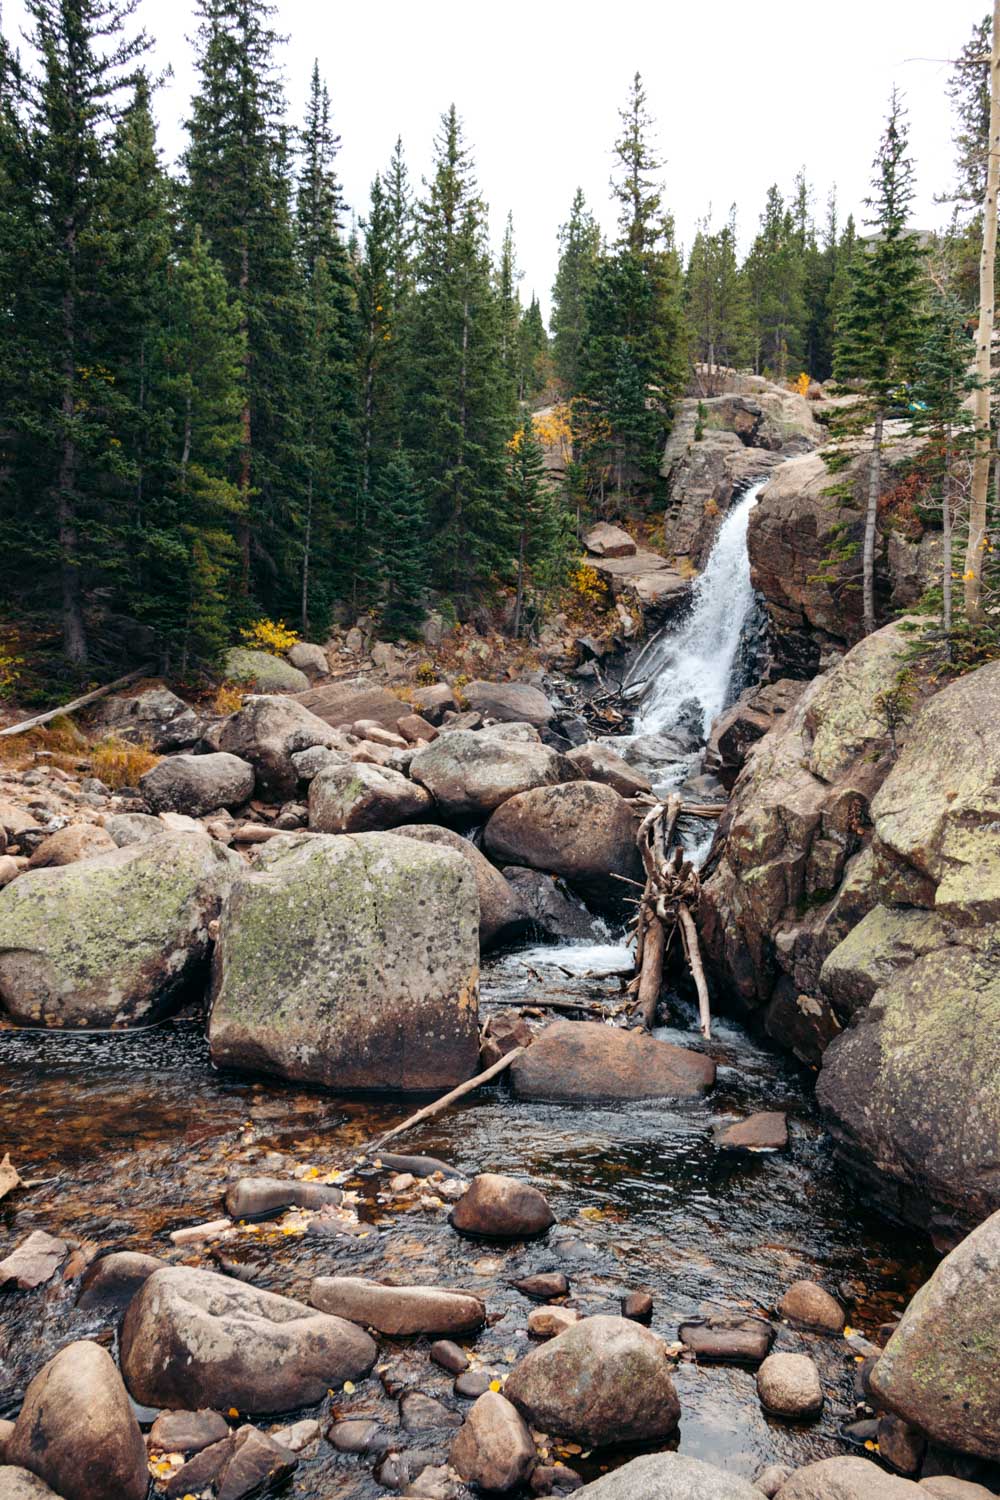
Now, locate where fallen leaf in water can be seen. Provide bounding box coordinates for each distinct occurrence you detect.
[489,1379,502,1392]
[0,1154,22,1201]
[342,1381,356,1394]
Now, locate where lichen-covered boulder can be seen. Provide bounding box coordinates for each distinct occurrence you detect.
[209,832,480,1090]
[218,694,346,801]
[388,824,529,951]
[409,731,575,818]
[462,680,555,727]
[867,1208,1000,1460]
[140,751,255,816]
[0,833,240,1028]
[223,647,309,693]
[308,761,431,833]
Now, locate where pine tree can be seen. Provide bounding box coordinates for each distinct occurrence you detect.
[517,293,549,400]
[550,187,600,394]
[834,88,926,635]
[498,212,522,398]
[372,450,428,637]
[685,205,751,391]
[506,415,569,636]
[745,184,805,379]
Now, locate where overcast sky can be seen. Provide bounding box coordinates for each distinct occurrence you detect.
[2,0,988,316]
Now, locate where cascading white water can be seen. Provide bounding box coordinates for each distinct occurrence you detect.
[630,479,765,740]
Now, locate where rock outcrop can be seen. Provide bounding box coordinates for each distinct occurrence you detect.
[209,832,480,1091]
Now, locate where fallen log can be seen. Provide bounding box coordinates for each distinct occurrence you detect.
[0,664,155,738]
[361,1046,526,1157]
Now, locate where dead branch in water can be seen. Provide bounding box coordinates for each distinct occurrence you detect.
[628,794,712,1039]
[361,1047,527,1157]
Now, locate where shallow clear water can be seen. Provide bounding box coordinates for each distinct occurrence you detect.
[0,943,935,1496]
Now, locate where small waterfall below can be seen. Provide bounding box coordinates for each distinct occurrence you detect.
[625,479,766,740]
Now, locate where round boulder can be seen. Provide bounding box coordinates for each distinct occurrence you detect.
[574,1452,760,1498]
[450,1391,535,1493]
[140,751,254,816]
[504,1315,680,1448]
[223,647,309,693]
[218,695,345,801]
[450,1174,554,1239]
[27,823,116,868]
[778,1281,844,1334]
[773,1456,923,1497]
[287,641,329,679]
[756,1352,823,1421]
[409,731,576,818]
[120,1266,376,1411]
[7,1340,147,1500]
[308,761,432,833]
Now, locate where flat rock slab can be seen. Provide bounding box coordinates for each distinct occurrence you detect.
[679,1315,774,1364]
[293,683,408,731]
[583,523,637,559]
[148,1408,230,1455]
[715,1111,789,1152]
[309,1277,485,1336]
[0,1230,66,1289]
[510,1021,716,1102]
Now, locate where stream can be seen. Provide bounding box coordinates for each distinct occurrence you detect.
[0,482,938,1496]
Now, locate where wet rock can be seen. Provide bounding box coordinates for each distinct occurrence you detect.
[462,681,555,728]
[218,694,346,801]
[715,1111,789,1152]
[528,1306,580,1338]
[679,1315,774,1364]
[400,1392,464,1432]
[431,1341,470,1374]
[0,1472,65,1499]
[877,1414,925,1475]
[450,1390,535,1493]
[287,641,328,678]
[564,744,652,798]
[0,1419,14,1459]
[531,1465,584,1494]
[621,1290,653,1322]
[328,1419,390,1453]
[756,1467,793,1498]
[224,648,309,693]
[773,1456,922,1497]
[147,1408,230,1454]
[8,1340,147,1500]
[574,1452,760,1497]
[77,1250,165,1309]
[27,823,116,868]
[121,1265,376,1411]
[224,1176,342,1219]
[510,1021,715,1102]
[501,867,596,941]
[868,1207,1000,1460]
[410,732,575,819]
[310,1277,485,1335]
[483,782,642,914]
[389,824,530,951]
[756,1352,823,1420]
[379,1151,457,1178]
[405,1464,469,1498]
[455,1371,493,1399]
[778,1280,844,1335]
[103,812,164,847]
[451,1174,554,1239]
[140,752,255,816]
[215,1426,297,1500]
[514,1272,569,1301]
[480,1013,533,1068]
[0,832,240,1029]
[209,832,480,1092]
[0,1229,66,1289]
[504,1314,679,1448]
[308,760,432,833]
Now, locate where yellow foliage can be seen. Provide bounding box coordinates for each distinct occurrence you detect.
[416,660,437,685]
[239,617,299,656]
[0,635,24,701]
[90,735,160,790]
[703,497,720,519]
[794,371,810,397]
[569,565,607,607]
[213,681,245,715]
[533,403,573,461]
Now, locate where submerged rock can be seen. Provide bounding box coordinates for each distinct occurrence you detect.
[450,1174,554,1239]
[224,1176,342,1219]
[510,1021,715,1102]
[574,1452,760,1498]
[678,1315,774,1364]
[715,1111,788,1152]
[209,832,480,1092]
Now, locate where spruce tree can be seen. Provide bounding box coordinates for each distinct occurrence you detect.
[685,205,751,391]
[372,450,428,637]
[518,293,549,399]
[834,88,926,635]
[498,212,522,398]
[550,187,600,394]
[745,184,805,378]
[506,415,569,636]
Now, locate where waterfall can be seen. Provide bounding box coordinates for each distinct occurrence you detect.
[626,479,765,741]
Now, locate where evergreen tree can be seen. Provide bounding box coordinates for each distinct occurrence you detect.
[834,88,926,635]
[498,212,521,398]
[506,415,569,636]
[372,449,428,637]
[518,293,549,399]
[357,171,393,602]
[685,205,751,390]
[745,184,805,378]
[550,187,600,394]
[939,15,993,304]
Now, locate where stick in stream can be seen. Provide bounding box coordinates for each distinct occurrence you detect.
[0,664,155,738]
[636,913,666,1029]
[678,901,712,1039]
[361,1046,526,1158]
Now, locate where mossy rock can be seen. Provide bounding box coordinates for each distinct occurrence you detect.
[223,647,309,693]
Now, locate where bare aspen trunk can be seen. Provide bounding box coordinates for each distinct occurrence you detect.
[965,0,1000,622]
[862,407,884,636]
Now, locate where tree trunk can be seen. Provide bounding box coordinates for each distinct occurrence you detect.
[965,0,1000,622]
[942,425,953,644]
[237,239,252,595]
[862,407,884,636]
[57,260,86,664]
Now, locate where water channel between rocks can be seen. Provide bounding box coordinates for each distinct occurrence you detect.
[0,480,938,1497]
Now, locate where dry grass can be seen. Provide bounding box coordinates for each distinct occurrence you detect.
[0,714,88,771]
[90,736,160,790]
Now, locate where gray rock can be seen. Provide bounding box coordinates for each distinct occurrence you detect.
[224,648,309,693]
[96,686,204,751]
[574,1452,761,1498]
[224,1176,343,1219]
[410,731,575,819]
[564,743,652,798]
[140,752,255,816]
[103,812,164,847]
[308,760,432,833]
[0,1470,65,1499]
[287,642,328,678]
[218,694,346,801]
[756,1467,793,1498]
[756,1352,823,1420]
[388,824,529,951]
[773,1456,922,1498]
[502,867,596,941]
[462,681,555,727]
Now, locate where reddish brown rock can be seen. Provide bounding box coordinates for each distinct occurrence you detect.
[514,1272,569,1301]
[0,1230,66,1290]
[510,1021,715,1102]
[147,1409,230,1455]
[450,1174,555,1239]
[309,1277,485,1336]
[450,1391,535,1493]
[27,824,116,868]
[77,1250,166,1309]
[528,1306,580,1338]
[678,1315,774,1364]
[715,1111,789,1152]
[778,1280,844,1335]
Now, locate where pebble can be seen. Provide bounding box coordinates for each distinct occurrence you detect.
[514,1272,569,1301]
[430,1340,470,1374]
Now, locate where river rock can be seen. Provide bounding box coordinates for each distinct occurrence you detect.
[310,1278,485,1335]
[451,1174,554,1238]
[455,1371,492,1399]
[773,1456,923,1498]
[410,732,575,818]
[209,832,480,1091]
[121,1266,376,1411]
[0,832,240,1028]
[528,1306,580,1338]
[462,681,555,727]
[877,1414,925,1475]
[431,1341,469,1374]
[574,1452,761,1498]
[224,1176,342,1218]
[287,641,328,679]
[679,1315,774,1364]
[621,1290,653,1321]
[583,523,636,559]
[215,1426,297,1500]
[140,751,255,816]
[148,1408,230,1454]
[77,1250,166,1309]
[0,1473,65,1499]
[8,1340,147,1500]
[756,1352,823,1420]
[715,1111,789,1152]
[217,694,345,801]
[504,1315,680,1447]
[502,867,596,940]
[450,1391,535,1493]
[27,823,116,868]
[224,647,309,693]
[778,1281,844,1334]
[483,782,642,912]
[0,1230,66,1289]
[514,1272,569,1301]
[510,1021,715,1101]
[868,1207,1000,1459]
[388,824,529,950]
[564,743,652,798]
[308,760,432,832]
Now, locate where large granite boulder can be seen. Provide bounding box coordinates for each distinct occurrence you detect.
[867,1209,1000,1460]
[410,731,576,818]
[510,1021,715,1101]
[223,647,309,693]
[483,781,642,913]
[121,1266,376,1411]
[504,1315,680,1447]
[94,685,204,751]
[564,742,652,798]
[773,1456,922,1498]
[292,681,408,731]
[8,1340,147,1500]
[286,641,328,679]
[0,833,240,1027]
[308,761,432,833]
[387,824,529,950]
[462,680,555,727]
[209,832,480,1091]
[575,1452,761,1499]
[218,694,346,801]
[140,751,255,816]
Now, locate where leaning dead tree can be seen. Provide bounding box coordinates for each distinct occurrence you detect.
[624,792,713,1038]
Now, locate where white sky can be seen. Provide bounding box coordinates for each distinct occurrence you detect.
[2,0,988,317]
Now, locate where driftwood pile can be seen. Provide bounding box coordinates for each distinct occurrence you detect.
[625,792,714,1037]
